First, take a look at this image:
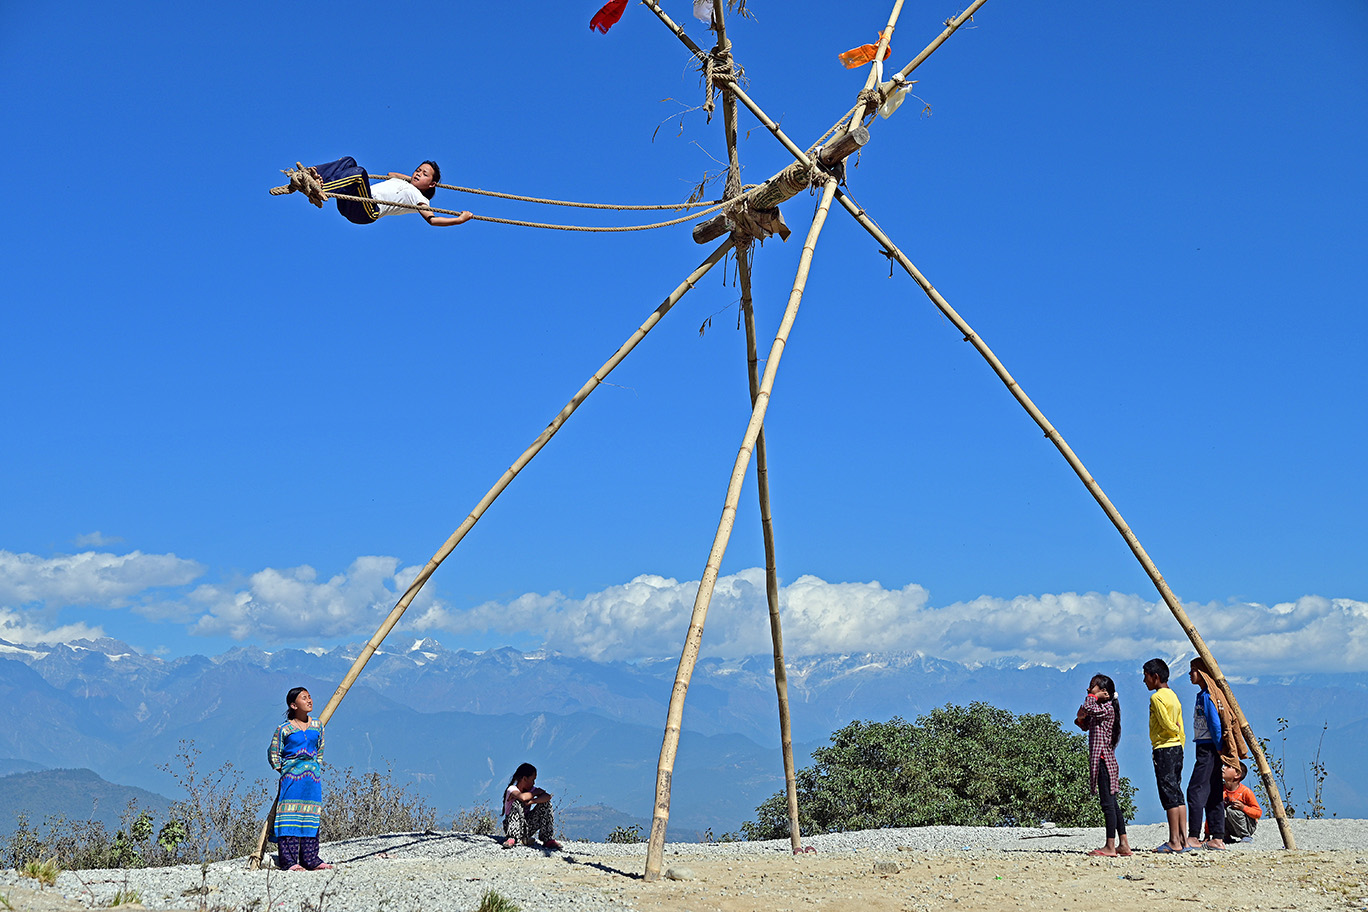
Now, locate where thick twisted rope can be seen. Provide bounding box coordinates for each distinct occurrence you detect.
[368,176,727,211]
[316,185,767,232]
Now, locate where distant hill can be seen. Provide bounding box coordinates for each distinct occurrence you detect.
[0,637,1363,836]
[0,768,174,836]
[0,758,46,778]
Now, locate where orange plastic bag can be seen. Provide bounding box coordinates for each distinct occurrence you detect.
[838,32,893,69]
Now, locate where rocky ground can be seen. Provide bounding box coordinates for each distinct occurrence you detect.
[3,821,1365,912]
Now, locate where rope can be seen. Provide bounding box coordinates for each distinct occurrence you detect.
[367,176,728,212]
[317,186,767,233]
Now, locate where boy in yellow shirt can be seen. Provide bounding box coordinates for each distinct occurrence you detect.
[1144,658,1189,852]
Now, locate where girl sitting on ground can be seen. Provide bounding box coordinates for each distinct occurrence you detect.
[502,762,561,850]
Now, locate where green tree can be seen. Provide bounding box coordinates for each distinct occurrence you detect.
[743,702,1137,839]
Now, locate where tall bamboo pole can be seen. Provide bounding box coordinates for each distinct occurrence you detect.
[830,189,1296,850]
[248,239,735,867]
[737,249,803,852]
[845,0,905,133]
[644,177,840,881]
[709,0,804,853]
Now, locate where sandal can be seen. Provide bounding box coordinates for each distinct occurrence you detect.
[502,837,516,849]
[1087,849,1118,857]
[542,839,562,850]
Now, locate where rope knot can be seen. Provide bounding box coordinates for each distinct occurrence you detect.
[269,163,328,208]
[698,46,741,123]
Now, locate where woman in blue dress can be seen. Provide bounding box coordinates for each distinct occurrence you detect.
[268,687,332,870]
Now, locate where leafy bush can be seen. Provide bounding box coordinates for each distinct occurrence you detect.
[742,702,1138,839]
[5,803,189,871]
[605,824,642,844]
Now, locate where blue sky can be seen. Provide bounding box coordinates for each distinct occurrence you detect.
[2,1,1366,674]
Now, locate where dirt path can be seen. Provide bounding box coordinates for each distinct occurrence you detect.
[535,848,1367,912]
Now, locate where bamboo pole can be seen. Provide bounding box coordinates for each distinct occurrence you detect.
[248,239,735,868]
[737,248,803,852]
[845,0,906,133]
[644,177,840,881]
[710,0,804,854]
[808,0,991,164]
[641,0,814,168]
[884,0,990,91]
[829,189,1296,850]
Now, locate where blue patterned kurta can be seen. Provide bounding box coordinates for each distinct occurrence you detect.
[269,719,324,838]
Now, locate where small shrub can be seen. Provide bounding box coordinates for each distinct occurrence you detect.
[700,827,743,843]
[453,801,497,836]
[605,824,642,844]
[4,814,42,870]
[323,763,438,839]
[159,740,270,862]
[475,889,521,912]
[20,858,59,888]
[157,819,188,859]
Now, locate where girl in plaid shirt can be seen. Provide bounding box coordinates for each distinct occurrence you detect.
[1075,674,1132,856]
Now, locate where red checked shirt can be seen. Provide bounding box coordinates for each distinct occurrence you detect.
[1080,693,1121,795]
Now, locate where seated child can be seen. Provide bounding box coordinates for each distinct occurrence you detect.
[1222,761,1262,842]
[502,762,561,850]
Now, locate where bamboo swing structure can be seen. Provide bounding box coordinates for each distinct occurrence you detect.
[254,0,1296,874]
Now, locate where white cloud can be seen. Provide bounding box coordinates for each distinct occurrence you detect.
[0,608,104,646]
[0,550,204,609]
[184,556,443,642]
[414,570,1368,673]
[4,546,1363,673]
[73,531,123,548]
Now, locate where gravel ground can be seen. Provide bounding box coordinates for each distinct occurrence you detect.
[3,819,1366,912]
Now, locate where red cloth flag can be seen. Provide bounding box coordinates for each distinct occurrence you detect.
[590,0,629,33]
[838,32,893,69]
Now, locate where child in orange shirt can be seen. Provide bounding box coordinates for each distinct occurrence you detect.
[1222,761,1262,842]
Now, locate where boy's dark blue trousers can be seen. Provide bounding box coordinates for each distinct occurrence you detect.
[313,157,377,224]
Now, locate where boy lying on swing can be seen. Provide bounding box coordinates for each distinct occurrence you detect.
[280,157,473,227]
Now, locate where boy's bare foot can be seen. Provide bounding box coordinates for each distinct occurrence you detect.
[1203,840,1226,850]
